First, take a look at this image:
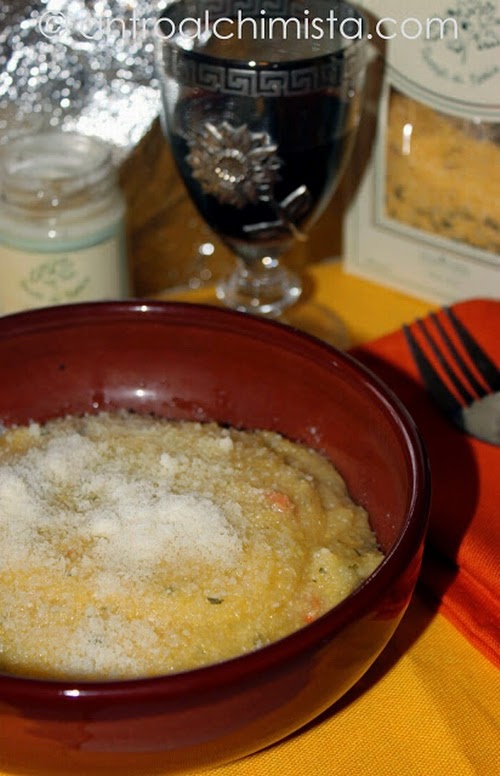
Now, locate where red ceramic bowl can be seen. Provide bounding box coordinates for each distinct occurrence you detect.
[0,302,429,776]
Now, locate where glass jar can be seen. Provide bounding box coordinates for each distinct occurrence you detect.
[0,131,128,315]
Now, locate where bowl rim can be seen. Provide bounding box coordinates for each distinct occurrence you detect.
[0,301,430,703]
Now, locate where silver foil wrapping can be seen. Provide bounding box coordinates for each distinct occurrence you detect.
[0,1,164,159]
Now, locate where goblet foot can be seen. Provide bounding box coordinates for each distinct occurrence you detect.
[280,300,350,349]
[216,262,301,317]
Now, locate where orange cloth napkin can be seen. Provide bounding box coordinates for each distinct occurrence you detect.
[352,298,500,668]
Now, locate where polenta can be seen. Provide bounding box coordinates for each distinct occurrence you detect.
[0,412,383,680]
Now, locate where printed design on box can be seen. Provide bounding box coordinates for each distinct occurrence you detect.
[423,0,500,84]
[359,0,500,118]
[438,1,500,61]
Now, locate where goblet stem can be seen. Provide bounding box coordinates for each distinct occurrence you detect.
[216,256,302,316]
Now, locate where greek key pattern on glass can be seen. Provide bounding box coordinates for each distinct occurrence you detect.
[165,51,352,95]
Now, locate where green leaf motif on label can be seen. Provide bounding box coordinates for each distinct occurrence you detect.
[21,256,91,303]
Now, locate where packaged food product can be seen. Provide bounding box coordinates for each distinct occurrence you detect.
[345,0,500,302]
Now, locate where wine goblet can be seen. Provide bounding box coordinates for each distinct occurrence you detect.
[155,0,367,323]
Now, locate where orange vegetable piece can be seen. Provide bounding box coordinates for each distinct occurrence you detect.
[304,595,322,624]
[264,490,295,513]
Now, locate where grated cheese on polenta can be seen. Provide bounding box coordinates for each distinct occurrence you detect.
[0,412,383,680]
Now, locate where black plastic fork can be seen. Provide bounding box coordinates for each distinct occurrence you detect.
[404,307,500,445]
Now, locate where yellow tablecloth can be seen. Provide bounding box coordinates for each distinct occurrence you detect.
[159,260,437,349]
[157,261,499,776]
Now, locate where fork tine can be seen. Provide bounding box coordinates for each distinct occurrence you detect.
[403,325,463,421]
[445,307,500,392]
[416,318,475,405]
[428,313,487,400]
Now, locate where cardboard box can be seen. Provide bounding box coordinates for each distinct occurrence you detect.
[345,0,500,302]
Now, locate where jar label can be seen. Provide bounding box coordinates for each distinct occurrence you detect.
[359,0,500,120]
[0,236,128,315]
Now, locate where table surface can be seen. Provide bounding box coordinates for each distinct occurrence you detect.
[155,261,499,776]
[159,259,436,348]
